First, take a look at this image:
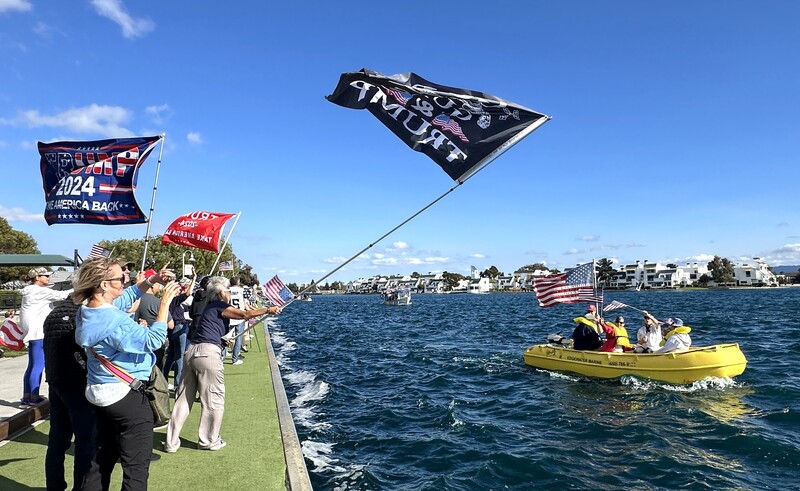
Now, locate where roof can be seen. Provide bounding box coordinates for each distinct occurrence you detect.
[0,254,76,267]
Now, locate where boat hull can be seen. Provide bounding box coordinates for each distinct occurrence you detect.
[523,343,747,384]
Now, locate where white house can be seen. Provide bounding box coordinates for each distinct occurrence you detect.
[467,277,491,294]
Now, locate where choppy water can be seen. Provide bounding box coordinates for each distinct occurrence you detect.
[267,289,800,490]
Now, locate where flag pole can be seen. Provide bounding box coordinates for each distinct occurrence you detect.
[209,212,241,276]
[291,116,551,298]
[140,134,166,271]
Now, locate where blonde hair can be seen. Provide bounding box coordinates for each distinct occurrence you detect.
[72,257,122,304]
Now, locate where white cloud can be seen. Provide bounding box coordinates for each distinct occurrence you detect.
[2,104,133,137]
[323,256,347,264]
[0,205,44,223]
[0,0,32,13]
[686,254,715,263]
[145,104,172,124]
[470,253,485,258]
[186,132,203,144]
[90,0,154,39]
[392,241,408,250]
[578,235,599,242]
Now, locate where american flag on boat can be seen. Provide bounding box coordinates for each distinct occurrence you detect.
[603,300,629,312]
[262,275,294,307]
[533,262,601,308]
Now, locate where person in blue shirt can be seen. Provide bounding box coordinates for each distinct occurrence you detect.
[74,257,179,490]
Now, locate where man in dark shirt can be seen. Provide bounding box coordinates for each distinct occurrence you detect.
[134,270,174,371]
[43,296,96,490]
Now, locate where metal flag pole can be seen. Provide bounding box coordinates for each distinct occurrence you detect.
[288,116,551,300]
[231,116,552,340]
[140,134,167,271]
[208,212,241,276]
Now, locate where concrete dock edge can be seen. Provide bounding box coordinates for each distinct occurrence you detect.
[264,324,313,490]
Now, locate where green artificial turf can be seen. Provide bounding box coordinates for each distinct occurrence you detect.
[0,323,287,490]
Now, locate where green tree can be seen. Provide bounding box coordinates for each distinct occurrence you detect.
[698,273,711,286]
[516,263,549,273]
[482,265,501,279]
[99,236,255,281]
[441,271,465,290]
[707,256,735,284]
[596,258,616,286]
[0,217,40,283]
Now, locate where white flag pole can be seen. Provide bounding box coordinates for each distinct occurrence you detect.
[208,212,241,276]
[140,134,166,271]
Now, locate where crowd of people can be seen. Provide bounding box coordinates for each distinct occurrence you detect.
[14,257,280,490]
[571,304,692,353]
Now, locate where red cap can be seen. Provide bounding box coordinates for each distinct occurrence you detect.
[588,304,597,312]
[143,269,157,279]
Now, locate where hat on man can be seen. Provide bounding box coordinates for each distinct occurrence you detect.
[671,318,683,327]
[28,267,52,280]
[587,304,597,312]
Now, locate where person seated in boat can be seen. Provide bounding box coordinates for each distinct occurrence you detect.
[599,316,633,352]
[572,315,602,350]
[655,318,692,352]
[634,311,663,353]
[584,304,600,323]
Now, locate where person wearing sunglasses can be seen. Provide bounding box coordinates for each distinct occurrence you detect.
[74,258,180,490]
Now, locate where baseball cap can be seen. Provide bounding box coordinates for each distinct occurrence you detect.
[587,304,597,312]
[28,267,52,279]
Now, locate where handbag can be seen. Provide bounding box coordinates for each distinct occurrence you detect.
[90,349,171,426]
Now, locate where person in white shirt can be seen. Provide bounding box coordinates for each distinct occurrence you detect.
[20,267,72,406]
[227,277,250,365]
[634,310,663,353]
[656,318,692,352]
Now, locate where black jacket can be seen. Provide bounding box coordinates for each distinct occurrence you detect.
[43,299,86,387]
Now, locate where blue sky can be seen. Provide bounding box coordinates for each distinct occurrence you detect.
[1,1,799,284]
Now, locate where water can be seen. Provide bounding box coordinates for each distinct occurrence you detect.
[268,289,800,490]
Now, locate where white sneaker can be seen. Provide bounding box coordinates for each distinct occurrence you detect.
[167,383,174,391]
[200,439,226,451]
[163,442,178,453]
[232,359,244,365]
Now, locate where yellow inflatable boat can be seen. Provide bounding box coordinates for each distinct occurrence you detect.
[523,342,747,384]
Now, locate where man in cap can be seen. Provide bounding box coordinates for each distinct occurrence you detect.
[655,317,692,352]
[20,267,73,405]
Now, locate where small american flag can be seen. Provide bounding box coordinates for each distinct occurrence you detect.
[385,87,412,106]
[263,275,294,307]
[0,318,25,351]
[87,244,112,259]
[432,114,469,142]
[603,300,629,312]
[533,262,599,308]
[218,260,233,272]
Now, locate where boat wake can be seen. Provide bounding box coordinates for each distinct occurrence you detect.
[621,375,742,392]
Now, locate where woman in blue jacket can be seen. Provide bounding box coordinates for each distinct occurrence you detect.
[74,257,179,490]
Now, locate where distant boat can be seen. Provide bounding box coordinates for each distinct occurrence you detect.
[382,288,411,306]
[626,283,643,291]
[299,294,312,302]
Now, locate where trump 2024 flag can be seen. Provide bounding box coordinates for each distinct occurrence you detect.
[161,211,236,252]
[327,69,549,182]
[38,136,161,225]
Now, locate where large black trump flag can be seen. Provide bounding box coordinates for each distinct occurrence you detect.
[327,69,549,181]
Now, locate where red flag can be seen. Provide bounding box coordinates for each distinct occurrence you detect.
[161,211,236,252]
[1,318,25,351]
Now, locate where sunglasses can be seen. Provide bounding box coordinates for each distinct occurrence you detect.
[105,276,125,283]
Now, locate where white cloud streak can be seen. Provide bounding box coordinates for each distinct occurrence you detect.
[0,0,32,13]
[0,205,45,223]
[1,104,133,137]
[90,0,154,39]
